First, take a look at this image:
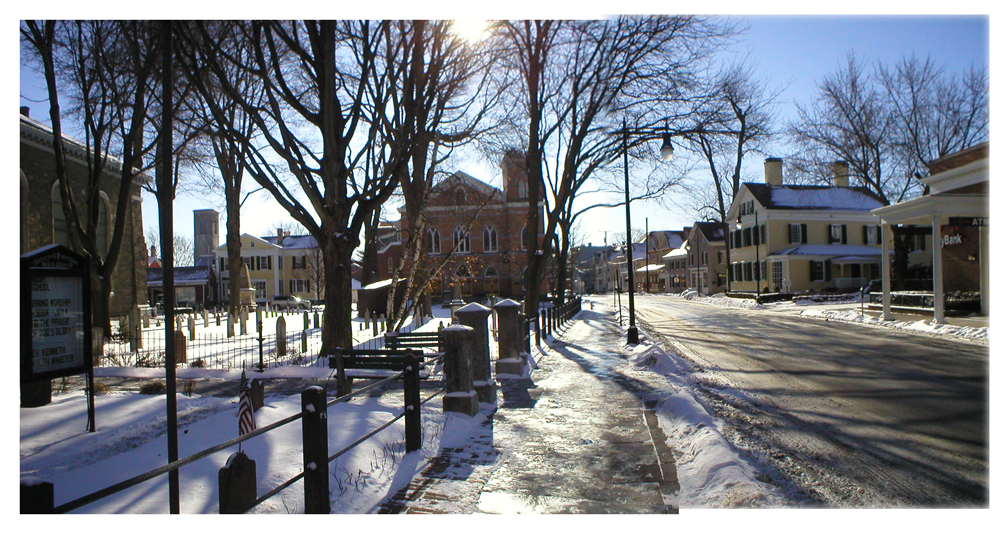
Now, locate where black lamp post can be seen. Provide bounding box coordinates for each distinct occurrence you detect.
[621,121,675,345]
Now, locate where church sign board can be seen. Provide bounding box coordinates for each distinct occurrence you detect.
[21,244,92,383]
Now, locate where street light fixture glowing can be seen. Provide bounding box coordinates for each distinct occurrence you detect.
[659,132,674,161]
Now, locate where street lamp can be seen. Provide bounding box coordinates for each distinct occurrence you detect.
[621,120,674,344]
[737,208,761,298]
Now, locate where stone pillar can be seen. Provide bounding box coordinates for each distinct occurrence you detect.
[130,305,142,351]
[219,451,257,514]
[455,302,495,403]
[494,299,525,377]
[276,316,287,357]
[440,324,479,416]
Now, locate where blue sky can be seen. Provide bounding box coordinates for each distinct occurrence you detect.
[17,14,991,253]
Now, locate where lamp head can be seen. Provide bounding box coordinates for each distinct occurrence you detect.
[735,213,743,230]
[659,132,674,162]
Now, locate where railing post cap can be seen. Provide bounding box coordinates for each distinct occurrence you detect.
[456,302,491,315]
[441,324,475,333]
[495,299,520,308]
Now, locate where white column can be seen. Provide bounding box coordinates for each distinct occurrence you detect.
[931,215,946,324]
[980,226,989,316]
[880,223,893,321]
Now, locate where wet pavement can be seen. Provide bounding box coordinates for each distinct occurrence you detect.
[377,315,678,514]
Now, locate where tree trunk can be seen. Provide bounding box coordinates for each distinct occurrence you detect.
[91,266,112,343]
[226,197,242,336]
[320,235,354,396]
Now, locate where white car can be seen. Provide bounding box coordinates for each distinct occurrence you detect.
[270,295,311,311]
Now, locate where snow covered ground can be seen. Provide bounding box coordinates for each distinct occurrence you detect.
[18,293,992,522]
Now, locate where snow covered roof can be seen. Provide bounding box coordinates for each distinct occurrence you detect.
[147,265,213,285]
[262,234,318,249]
[662,248,687,259]
[745,183,886,212]
[693,221,725,242]
[635,264,666,273]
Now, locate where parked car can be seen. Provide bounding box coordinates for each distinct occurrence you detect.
[270,295,311,310]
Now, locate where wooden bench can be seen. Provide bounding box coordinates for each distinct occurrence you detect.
[327,348,432,380]
[384,331,441,352]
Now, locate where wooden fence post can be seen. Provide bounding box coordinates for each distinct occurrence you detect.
[301,387,329,514]
[403,351,422,452]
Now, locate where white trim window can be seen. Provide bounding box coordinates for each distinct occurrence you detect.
[829,224,847,244]
[453,226,471,253]
[483,226,499,253]
[810,260,826,282]
[290,279,309,293]
[865,225,880,245]
[253,280,267,300]
[427,228,442,254]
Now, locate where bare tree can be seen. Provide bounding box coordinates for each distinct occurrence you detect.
[145,227,195,267]
[788,53,988,290]
[188,21,415,393]
[494,17,731,313]
[680,60,779,291]
[21,20,160,338]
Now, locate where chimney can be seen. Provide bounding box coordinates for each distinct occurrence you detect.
[764,158,783,186]
[832,161,849,187]
[277,228,284,242]
[150,244,157,258]
[20,106,30,117]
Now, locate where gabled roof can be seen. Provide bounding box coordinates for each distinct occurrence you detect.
[743,183,886,212]
[693,221,725,243]
[431,171,504,202]
[770,244,890,257]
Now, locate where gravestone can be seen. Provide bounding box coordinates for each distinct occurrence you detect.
[218,451,256,514]
[276,316,287,357]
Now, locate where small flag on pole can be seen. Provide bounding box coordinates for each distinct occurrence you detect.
[238,370,256,439]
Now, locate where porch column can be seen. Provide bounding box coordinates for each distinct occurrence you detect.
[880,223,893,321]
[931,215,946,324]
[980,226,989,315]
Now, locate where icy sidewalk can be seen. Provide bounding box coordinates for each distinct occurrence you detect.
[379,304,682,513]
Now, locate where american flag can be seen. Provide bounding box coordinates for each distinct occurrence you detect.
[238,370,256,437]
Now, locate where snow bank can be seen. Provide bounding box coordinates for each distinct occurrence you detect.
[799,308,988,344]
[624,338,783,507]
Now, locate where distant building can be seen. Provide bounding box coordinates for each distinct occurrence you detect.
[377,151,546,302]
[214,229,323,305]
[729,158,888,294]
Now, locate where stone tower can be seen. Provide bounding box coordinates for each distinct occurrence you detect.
[193,209,220,262]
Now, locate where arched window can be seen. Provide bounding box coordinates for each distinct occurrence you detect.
[483,226,498,253]
[454,263,473,296]
[427,227,442,254]
[51,181,69,246]
[453,226,470,253]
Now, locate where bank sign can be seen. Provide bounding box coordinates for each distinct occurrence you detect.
[21,245,92,383]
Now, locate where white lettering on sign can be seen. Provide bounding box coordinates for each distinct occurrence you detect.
[30,275,84,373]
[941,234,963,247]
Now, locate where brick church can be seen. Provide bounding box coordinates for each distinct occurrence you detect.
[377,151,546,301]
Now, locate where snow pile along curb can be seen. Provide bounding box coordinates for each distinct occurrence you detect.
[624,340,784,508]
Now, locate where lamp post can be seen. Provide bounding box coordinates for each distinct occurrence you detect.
[621,120,674,345]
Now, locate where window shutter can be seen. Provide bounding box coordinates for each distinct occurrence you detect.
[809,260,816,282]
[801,224,808,244]
[841,225,847,244]
[825,260,832,282]
[863,225,869,244]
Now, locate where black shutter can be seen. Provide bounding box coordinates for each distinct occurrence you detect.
[801,224,807,244]
[825,260,833,282]
[863,225,869,244]
[841,225,847,244]
[809,260,816,282]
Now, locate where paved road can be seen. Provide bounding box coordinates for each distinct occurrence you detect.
[632,294,988,506]
[379,308,678,513]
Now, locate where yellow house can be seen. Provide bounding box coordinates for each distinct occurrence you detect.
[728,159,888,295]
[214,229,322,305]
